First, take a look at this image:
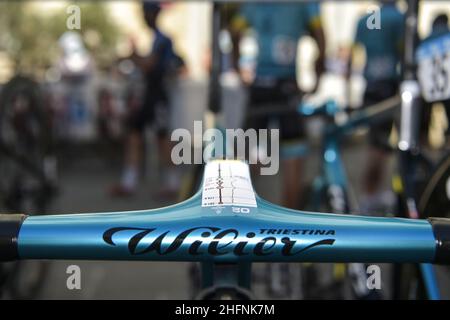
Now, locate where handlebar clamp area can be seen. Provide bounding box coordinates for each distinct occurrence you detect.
[0,214,28,262]
[429,218,450,264]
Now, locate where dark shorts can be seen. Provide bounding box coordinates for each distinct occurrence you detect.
[245,78,305,142]
[363,80,399,151]
[127,82,169,135]
[441,99,450,137]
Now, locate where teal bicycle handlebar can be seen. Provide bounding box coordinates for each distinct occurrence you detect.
[1,160,449,265]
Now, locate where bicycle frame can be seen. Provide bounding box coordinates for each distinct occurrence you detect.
[300,96,400,212]
[300,96,443,299]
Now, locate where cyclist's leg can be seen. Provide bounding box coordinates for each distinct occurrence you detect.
[277,79,305,210]
[277,81,306,298]
[361,81,397,215]
[245,78,305,209]
[279,112,305,210]
[257,79,306,298]
[110,92,156,196]
[443,99,450,142]
[282,157,303,209]
[360,136,393,215]
[245,83,270,174]
[154,88,180,199]
[245,82,291,298]
[355,81,399,300]
[119,131,144,194]
[418,97,432,148]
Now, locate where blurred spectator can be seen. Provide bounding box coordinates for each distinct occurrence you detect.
[57,31,96,141]
[232,2,326,210]
[347,2,404,215]
[225,2,326,300]
[110,1,185,197]
[417,13,450,140]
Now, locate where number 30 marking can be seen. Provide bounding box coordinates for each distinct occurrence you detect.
[232,207,250,214]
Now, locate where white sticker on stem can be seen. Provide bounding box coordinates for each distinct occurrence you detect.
[202,160,257,208]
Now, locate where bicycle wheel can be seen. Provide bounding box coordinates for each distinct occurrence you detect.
[419,152,450,219]
[303,181,384,300]
[418,152,450,298]
[0,75,54,212]
[1,261,49,300]
[391,152,450,300]
[301,183,348,299]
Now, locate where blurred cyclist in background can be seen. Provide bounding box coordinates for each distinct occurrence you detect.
[227,2,325,299]
[57,31,95,141]
[417,13,450,141]
[232,2,326,210]
[347,2,405,214]
[110,1,182,197]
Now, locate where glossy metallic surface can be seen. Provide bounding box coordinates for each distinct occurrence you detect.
[18,161,436,263]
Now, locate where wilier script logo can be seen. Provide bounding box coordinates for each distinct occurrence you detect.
[103,226,335,257]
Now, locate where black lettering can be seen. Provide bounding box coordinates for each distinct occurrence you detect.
[103,226,220,256]
[103,227,155,248]
[188,231,212,255]
[281,237,335,256]
[234,232,255,256]
[208,229,238,255]
[189,240,203,255]
[104,226,338,257]
[137,231,170,254]
[254,237,277,256]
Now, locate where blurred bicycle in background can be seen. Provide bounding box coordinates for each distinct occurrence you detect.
[0,75,57,299]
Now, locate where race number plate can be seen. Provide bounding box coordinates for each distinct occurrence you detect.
[416,34,450,103]
[201,160,257,208]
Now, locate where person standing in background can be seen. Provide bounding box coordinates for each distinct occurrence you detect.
[229,2,326,298]
[416,13,450,141]
[110,2,182,197]
[346,1,405,301]
[232,2,326,210]
[347,2,405,214]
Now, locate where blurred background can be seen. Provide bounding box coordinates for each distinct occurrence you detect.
[0,0,449,299]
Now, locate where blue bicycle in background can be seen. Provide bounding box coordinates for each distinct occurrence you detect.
[294,94,449,299]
